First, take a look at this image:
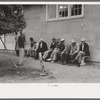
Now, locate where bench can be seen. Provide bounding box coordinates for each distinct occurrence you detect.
[80,56,90,66]
[69,55,90,66]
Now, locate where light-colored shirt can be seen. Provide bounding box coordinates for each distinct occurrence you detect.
[82,44,84,51]
[40,42,43,48]
[70,42,79,54]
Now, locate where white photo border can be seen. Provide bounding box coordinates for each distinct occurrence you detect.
[0,1,100,98]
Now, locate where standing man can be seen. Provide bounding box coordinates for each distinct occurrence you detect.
[74,37,90,67]
[18,31,25,66]
[15,32,20,56]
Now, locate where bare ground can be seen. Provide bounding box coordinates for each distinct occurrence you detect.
[0,50,100,83]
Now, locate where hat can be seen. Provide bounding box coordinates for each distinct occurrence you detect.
[52,37,56,40]
[61,39,65,41]
[40,38,43,41]
[71,39,76,43]
[81,37,85,41]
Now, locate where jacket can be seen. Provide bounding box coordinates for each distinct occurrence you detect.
[57,42,65,52]
[38,41,48,52]
[50,41,56,50]
[79,43,90,56]
[18,35,25,48]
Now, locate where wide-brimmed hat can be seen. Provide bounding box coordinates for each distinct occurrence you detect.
[81,37,85,41]
[61,38,65,41]
[40,38,44,41]
[71,39,76,43]
[52,37,56,40]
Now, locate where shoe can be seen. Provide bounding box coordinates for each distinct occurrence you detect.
[47,58,52,61]
[67,64,70,66]
[61,62,66,65]
[80,63,86,66]
[77,63,80,67]
[71,59,75,62]
[67,62,71,66]
[51,61,54,63]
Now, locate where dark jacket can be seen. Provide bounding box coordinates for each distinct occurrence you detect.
[79,43,90,56]
[30,41,36,48]
[57,42,65,52]
[18,35,25,48]
[50,41,56,50]
[38,41,48,53]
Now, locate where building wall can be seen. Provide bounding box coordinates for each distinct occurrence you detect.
[24,5,100,62]
[5,35,15,50]
[0,36,4,50]
[0,35,15,50]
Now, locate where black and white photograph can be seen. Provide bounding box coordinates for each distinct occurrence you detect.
[0,3,100,84]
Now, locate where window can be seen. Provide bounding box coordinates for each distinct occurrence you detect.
[71,5,82,16]
[58,5,68,18]
[48,5,56,19]
[46,4,84,21]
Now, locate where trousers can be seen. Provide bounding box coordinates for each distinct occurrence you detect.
[61,52,70,63]
[50,49,61,61]
[19,48,24,65]
[43,49,53,60]
[75,51,85,63]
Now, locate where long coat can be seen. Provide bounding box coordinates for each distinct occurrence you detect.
[18,35,25,48]
[79,43,90,56]
[15,35,19,50]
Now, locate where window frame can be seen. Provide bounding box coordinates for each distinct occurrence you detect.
[46,4,84,21]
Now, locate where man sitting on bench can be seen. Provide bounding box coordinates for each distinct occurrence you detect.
[74,37,90,67]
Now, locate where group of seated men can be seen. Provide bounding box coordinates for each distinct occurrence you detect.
[27,37,90,67]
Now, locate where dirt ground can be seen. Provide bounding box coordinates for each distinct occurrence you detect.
[0,50,100,83]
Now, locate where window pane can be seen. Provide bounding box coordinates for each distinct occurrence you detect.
[71,4,82,16]
[48,5,56,19]
[58,5,68,18]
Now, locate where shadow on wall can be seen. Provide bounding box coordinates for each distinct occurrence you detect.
[89,44,100,62]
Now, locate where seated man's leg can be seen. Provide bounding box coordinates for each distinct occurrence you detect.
[47,50,54,61]
[80,56,86,65]
[68,53,78,64]
[32,50,35,57]
[39,52,43,61]
[52,50,60,62]
[35,49,39,59]
[27,49,31,56]
[71,53,78,60]
[75,51,85,66]
[61,52,66,63]
[43,49,52,60]
[50,52,53,59]
[79,52,86,65]
[75,51,85,63]
[52,54,57,62]
[30,50,33,57]
[34,49,37,58]
[49,49,57,60]
[66,53,70,64]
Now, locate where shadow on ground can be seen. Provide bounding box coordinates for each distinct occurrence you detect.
[0,50,56,83]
